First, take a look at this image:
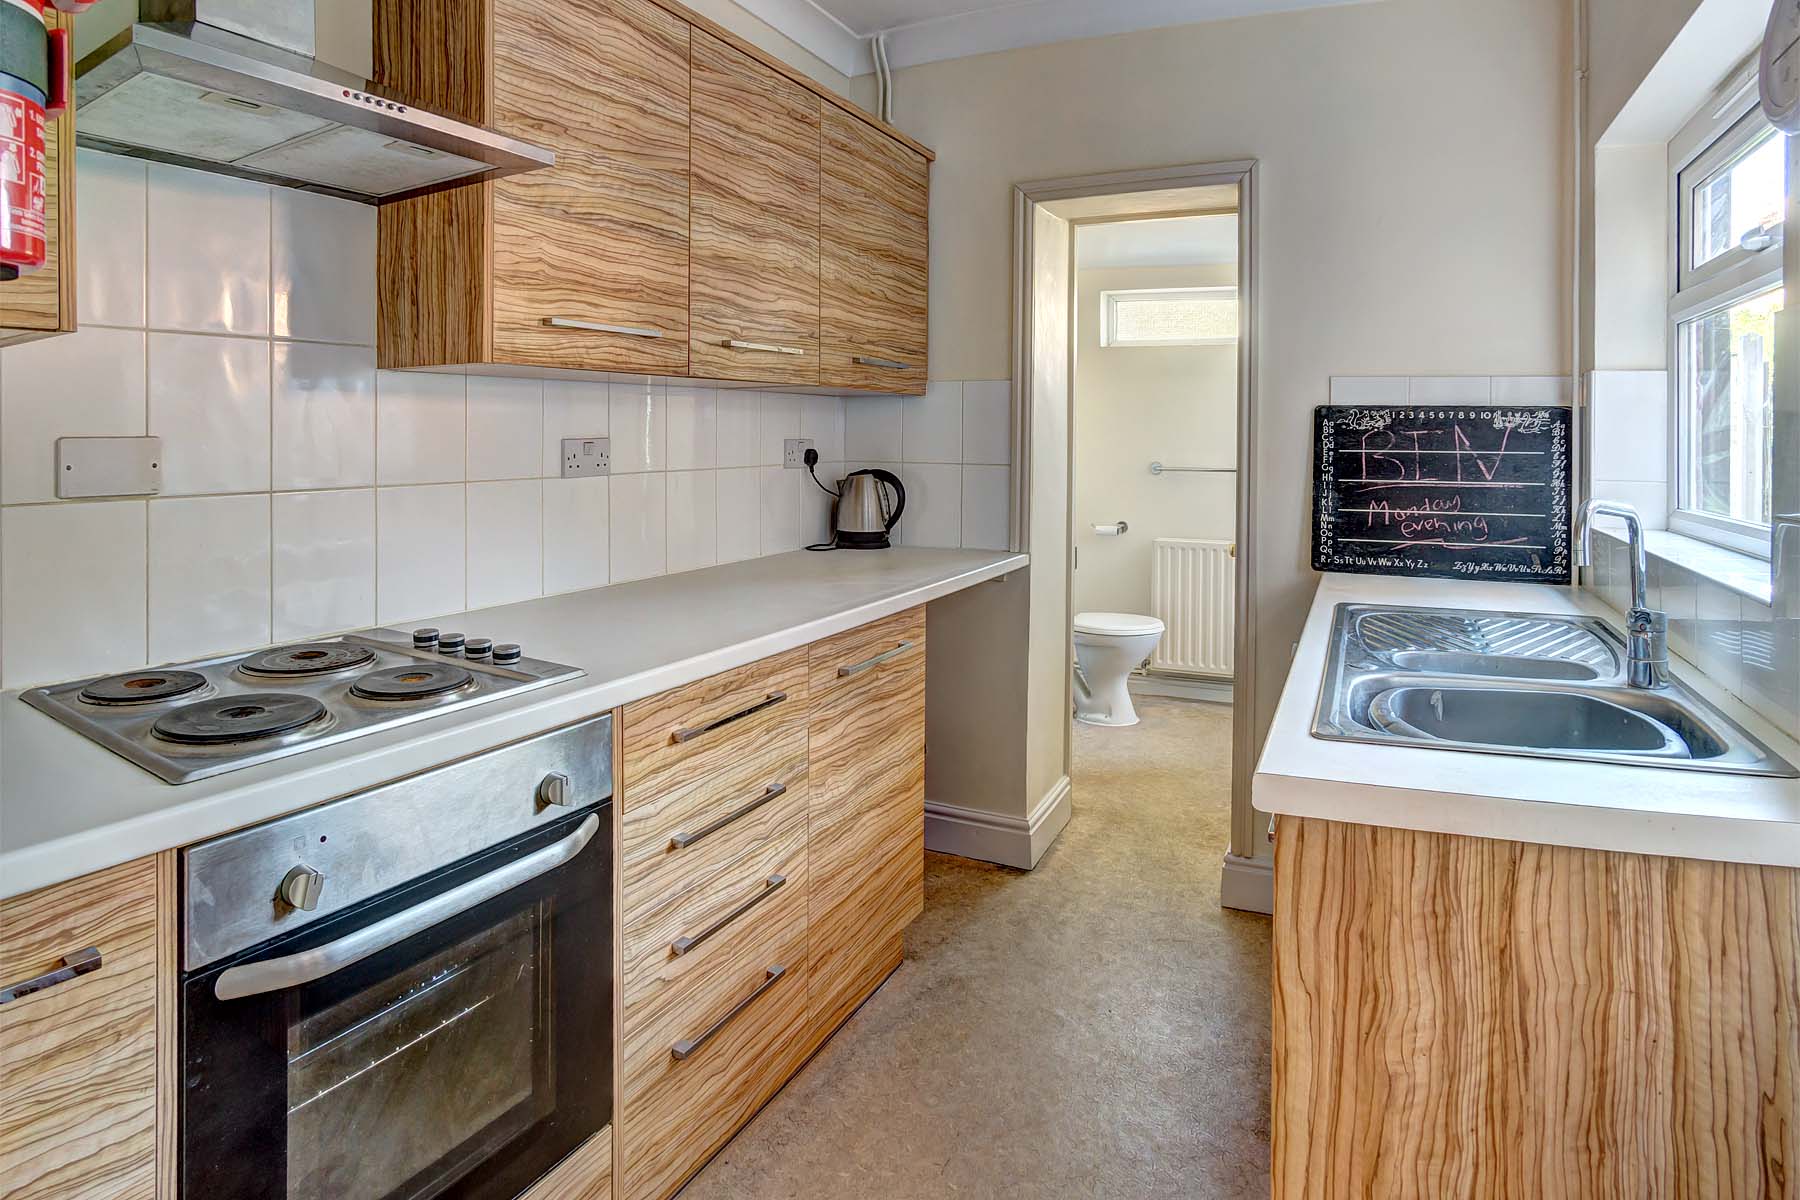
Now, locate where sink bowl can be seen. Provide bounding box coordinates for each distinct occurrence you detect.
[1313,603,1797,777]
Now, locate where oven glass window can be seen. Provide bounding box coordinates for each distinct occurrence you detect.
[286,905,553,1200]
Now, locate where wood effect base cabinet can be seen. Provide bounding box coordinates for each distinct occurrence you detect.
[1271,816,1800,1200]
[0,6,75,348]
[522,1126,613,1200]
[0,852,176,1200]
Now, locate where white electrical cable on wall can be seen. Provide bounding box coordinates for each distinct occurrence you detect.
[873,33,893,123]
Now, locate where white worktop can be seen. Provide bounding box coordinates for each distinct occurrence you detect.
[0,548,1027,899]
[1254,573,1800,868]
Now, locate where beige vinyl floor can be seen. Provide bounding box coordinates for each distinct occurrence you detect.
[678,696,1272,1199]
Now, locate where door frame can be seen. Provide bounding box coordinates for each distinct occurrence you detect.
[1010,160,1264,906]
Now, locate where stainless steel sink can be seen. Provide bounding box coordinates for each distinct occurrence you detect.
[1313,604,1797,777]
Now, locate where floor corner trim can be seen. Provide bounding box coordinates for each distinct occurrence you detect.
[926,775,1071,870]
[1219,852,1273,914]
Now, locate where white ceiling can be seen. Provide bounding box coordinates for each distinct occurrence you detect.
[1075,215,1239,270]
[735,0,1375,77]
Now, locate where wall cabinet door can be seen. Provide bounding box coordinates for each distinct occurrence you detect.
[819,107,928,394]
[488,0,691,374]
[687,31,821,387]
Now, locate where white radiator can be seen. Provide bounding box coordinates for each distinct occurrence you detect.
[1150,538,1235,678]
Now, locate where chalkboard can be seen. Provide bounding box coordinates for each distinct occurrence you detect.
[1311,405,1572,583]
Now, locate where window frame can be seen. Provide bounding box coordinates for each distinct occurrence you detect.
[1099,286,1238,349]
[1666,85,1783,559]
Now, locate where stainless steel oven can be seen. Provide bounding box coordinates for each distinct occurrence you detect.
[179,715,613,1200]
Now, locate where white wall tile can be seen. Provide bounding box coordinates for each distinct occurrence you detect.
[272,489,375,640]
[903,380,963,463]
[543,477,609,594]
[1408,376,1492,403]
[1691,579,1744,694]
[1738,599,1799,738]
[758,392,800,466]
[667,387,718,471]
[1,502,146,688]
[1328,377,1408,406]
[1589,369,1669,483]
[667,470,718,574]
[802,461,842,545]
[894,462,960,548]
[1589,480,1668,529]
[272,190,376,345]
[467,479,543,608]
[2,326,146,503]
[759,466,802,554]
[1491,375,1573,405]
[272,342,375,490]
[75,149,146,327]
[377,370,465,485]
[149,494,272,662]
[609,471,666,583]
[845,395,903,460]
[1661,562,1700,661]
[377,484,465,623]
[961,381,1011,464]
[467,376,543,481]
[149,333,270,495]
[542,379,609,476]
[716,467,760,563]
[609,379,666,473]
[147,164,270,335]
[715,390,760,468]
[800,395,845,462]
[961,464,1011,550]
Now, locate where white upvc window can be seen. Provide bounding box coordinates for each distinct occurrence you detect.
[1668,98,1785,558]
[1099,287,1238,348]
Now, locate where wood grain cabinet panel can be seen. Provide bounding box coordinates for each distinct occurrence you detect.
[620,648,808,801]
[819,107,929,394]
[523,1126,613,1200]
[0,7,75,347]
[0,852,175,1200]
[1272,816,1800,1200]
[687,31,822,387]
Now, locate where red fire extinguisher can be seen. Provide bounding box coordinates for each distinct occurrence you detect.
[0,0,94,281]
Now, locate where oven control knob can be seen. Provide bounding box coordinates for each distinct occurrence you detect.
[537,772,573,808]
[278,865,326,912]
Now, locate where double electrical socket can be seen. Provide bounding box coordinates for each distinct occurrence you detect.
[783,438,815,469]
[561,437,611,478]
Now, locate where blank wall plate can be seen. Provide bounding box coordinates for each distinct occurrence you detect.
[783,438,815,469]
[55,437,162,498]
[561,437,610,478]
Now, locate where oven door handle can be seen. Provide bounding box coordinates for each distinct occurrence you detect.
[213,812,601,1002]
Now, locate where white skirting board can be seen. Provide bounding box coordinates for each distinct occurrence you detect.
[925,775,1072,869]
[1219,852,1273,914]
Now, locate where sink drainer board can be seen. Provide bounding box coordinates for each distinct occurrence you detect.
[1311,405,1573,583]
[1354,610,1619,677]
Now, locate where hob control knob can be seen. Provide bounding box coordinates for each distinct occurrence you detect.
[537,772,573,808]
[278,865,326,912]
[437,632,465,655]
[465,637,493,659]
[493,643,522,665]
[412,627,439,649]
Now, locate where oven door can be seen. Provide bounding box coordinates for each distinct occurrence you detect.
[181,802,612,1200]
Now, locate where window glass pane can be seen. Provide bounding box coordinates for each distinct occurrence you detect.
[1680,286,1780,526]
[1691,129,1784,270]
[1107,290,1237,344]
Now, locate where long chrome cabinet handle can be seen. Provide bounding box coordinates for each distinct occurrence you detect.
[670,691,788,744]
[671,874,787,957]
[671,782,787,850]
[722,339,805,356]
[543,317,663,339]
[852,355,912,370]
[671,964,787,1060]
[214,812,600,1001]
[0,946,102,1005]
[837,640,916,678]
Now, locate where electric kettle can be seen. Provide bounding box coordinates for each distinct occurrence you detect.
[811,465,906,549]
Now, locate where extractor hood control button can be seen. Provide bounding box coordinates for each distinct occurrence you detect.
[493,644,522,665]
[278,865,326,912]
[412,627,439,649]
[537,772,573,808]
[437,632,465,655]
[465,637,493,659]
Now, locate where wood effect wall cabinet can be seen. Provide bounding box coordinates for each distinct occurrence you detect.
[1271,816,1800,1200]
[373,0,692,374]
[0,852,176,1200]
[0,7,75,348]
[686,31,822,387]
[818,107,929,394]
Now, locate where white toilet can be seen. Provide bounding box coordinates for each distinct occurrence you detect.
[1072,612,1166,727]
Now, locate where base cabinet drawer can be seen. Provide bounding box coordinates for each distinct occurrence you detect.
[621,648,808,802]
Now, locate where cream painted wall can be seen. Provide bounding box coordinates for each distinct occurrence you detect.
[1072,264,1238,618]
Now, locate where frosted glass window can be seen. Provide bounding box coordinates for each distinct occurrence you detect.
[1101,288,1237,347]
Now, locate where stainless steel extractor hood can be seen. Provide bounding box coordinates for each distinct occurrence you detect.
[74,1,552,203]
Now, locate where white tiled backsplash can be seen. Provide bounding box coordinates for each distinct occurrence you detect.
[0,152,1013,689]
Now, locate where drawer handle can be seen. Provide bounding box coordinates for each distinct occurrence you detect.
[722,339,805,357]
[670,691,788,744]
[543,316,663,339]
[670,782,787,850]
[0,946,102,1005]
[837,640,917,678]
[852,355,912,370]
[672,964,787,1061]
[671,874,787,957]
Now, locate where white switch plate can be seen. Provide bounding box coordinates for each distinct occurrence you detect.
[783,438,815,469]
[561,437,610,478]
[56,436,162,497]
